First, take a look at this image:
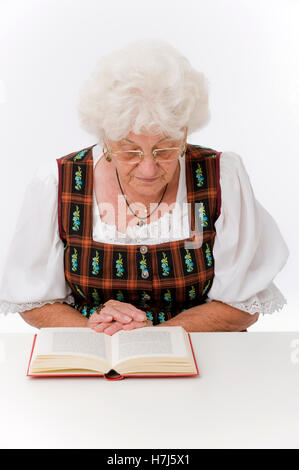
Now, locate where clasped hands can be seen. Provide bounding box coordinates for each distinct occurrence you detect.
[87,299,153,335]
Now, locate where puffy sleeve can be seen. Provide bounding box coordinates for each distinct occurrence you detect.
[0,161,75,314]
[206,151,289,315]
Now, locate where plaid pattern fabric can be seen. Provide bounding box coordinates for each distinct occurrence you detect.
[56,143,221,325]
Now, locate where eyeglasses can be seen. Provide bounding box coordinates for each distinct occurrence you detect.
[103,138,187,164]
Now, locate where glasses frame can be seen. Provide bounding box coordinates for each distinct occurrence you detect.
[103,129,188,165]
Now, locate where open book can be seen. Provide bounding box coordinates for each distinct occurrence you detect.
[27,326,198,380]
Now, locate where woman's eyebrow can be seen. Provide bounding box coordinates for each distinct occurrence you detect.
[121,137,170,145]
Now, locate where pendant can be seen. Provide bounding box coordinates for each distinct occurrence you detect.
[138,220,145,227]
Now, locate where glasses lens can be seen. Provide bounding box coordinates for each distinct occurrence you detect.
[155,148,181,162]
[112,146,184,164]
[116,151,140,164]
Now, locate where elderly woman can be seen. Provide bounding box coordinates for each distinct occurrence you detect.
[0,40,289,335]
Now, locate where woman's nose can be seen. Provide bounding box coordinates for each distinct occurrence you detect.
[137,154,159,176]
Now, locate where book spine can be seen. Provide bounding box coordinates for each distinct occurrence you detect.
[104,373,125,381]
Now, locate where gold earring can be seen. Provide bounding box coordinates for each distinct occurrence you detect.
[103,145,112,162]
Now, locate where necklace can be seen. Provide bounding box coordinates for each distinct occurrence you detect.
[115,169,168,227]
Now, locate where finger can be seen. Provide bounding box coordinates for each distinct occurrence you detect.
[102,321,125,336]
[89,315,113,329]
[122,320,150,331]
[106,300,147,321]
[91,322,111,332]
[101,304,146,324]
[97,309,132,324]
[94,313,113,323]
[124,304,148,322]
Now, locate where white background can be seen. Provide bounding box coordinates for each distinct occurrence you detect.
[0,0,298,332]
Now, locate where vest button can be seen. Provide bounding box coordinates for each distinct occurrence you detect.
[141,270,149,279]
[140,245,148,254]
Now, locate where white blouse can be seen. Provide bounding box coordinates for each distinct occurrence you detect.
[0,143,289,316]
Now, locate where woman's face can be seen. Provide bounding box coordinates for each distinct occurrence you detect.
[106,130,185,198]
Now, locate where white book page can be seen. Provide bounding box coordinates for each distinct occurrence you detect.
[111,326,191,366]
[33,328,112,363]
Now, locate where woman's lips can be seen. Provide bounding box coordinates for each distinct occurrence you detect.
[135,177,158,182]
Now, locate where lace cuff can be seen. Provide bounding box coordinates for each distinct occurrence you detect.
[0,294,75,315]
[206,282,287,315]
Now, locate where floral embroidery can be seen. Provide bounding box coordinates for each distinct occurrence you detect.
[74,166,83,190]
[205,243,213,267]
[188,285,196,300]
[195,163,204,187]
[71,248,78,272]
[81,305,96,317]
[198,203,208,227]
[75,284,86,298]
[158,311,166,323]
[161,252,170,276]
[140,255,149,276]
[164,289,172,302]
[72,205,80,231]
[92,251,100,275]
[146,311,154,322]
[73,149,89,161]
[202,280,211,296]
[116,290,124,302]
[116,253,124,277]
[92,289,100,305]
[81,305,89,317]
[184,249,194,272]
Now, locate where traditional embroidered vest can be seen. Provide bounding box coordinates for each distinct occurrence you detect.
[56,143,221,325]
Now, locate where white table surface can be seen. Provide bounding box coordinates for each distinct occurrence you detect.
[0,331,298,449]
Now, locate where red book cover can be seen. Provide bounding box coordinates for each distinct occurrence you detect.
[27,332,199,380]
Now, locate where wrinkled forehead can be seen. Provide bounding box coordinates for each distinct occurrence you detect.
[104,127,187,147]
[120,136,172,146]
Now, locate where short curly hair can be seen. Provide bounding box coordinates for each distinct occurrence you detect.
[77,39,210,141]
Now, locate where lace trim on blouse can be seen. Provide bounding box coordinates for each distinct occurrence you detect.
[206,282,287,315]
[0,294,75,315]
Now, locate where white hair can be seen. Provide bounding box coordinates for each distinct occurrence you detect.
[77,40,210,141]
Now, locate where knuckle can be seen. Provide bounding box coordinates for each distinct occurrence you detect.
[107,299,119,307]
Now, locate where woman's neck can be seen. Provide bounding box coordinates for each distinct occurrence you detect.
[117,162,180,209]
